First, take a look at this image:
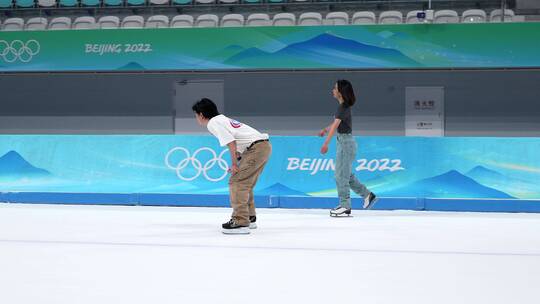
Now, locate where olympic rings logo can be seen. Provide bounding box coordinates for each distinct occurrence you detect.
[0,40,40,63]
[165,147,229,182]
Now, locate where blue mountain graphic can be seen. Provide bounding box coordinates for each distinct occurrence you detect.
[227,47,266,61]
[382,170,513,198]
[0,151,51,176]
[466,165,539,198]
[466,166,506,181]
[256,183,307,196]
[224,33,419,67]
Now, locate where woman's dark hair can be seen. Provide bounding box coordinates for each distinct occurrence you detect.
[336,79,356,106]
[192,98,220,119]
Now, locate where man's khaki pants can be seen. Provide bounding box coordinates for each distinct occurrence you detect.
[229,141,272,226]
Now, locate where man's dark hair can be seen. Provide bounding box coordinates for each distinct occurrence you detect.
[336,79,356,107]
[192,98,220,119]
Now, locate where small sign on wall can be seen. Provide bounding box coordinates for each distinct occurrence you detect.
[405,87,445,137]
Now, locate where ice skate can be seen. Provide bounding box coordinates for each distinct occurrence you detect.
[330,206,351,217]
[249,215,257,229]
[222,219,250,234]
[363,192,378,209]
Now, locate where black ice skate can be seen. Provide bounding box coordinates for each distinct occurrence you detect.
[330,206,351,217]
[222,219,250,234]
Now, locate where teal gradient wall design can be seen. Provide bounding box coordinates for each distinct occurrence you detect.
[0,23,539,72]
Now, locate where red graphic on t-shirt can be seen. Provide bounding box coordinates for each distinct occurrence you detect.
[230,119,242,128]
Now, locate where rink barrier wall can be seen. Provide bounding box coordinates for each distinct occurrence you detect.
[1,193,540,213]
[1,135,540,213]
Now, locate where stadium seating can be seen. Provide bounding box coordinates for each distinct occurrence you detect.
[272,13,295,26]
[81,0,99,6]
[127,0,145,6]
[462,9,487,23]
[490,9,515,22]
[195,14,219,27]
[49,17,72,30]
[104,0,123,6]
[2,17,24,30]
[351,11,376,25]
[298,12,322,26]
[98,16,121,29]
[73,16,96,29]
[145,15,169,28]
[406,10,425,24]
[0,6,530,31]
[434,10,459,24]
[25,17,47,30]
[221,14,244,27]
[246,13,270,26]
[37,0,55,7]
[324,12,348,25]
[379,11,403,24]
[170,14,193,27]
[0,0,12,8]
[58,0,77,6]
[16,0,34,8]
[122,15,145,28]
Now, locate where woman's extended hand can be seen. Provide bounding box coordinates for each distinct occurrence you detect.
[320,144,328,154]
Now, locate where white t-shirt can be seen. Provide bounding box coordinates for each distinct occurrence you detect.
[207,114,269,153]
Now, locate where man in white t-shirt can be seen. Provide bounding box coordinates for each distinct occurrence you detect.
[192,98,272,234]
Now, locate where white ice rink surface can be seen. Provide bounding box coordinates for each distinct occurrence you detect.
[1,203,540,304]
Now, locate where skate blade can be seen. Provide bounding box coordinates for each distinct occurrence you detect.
[249,222,257,229]
[222,227,250,235]
[330,213,352,217]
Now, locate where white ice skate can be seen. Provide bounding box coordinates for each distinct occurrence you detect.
[330,206,351,217]
[363,192,378,209]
